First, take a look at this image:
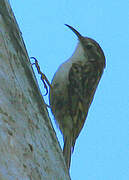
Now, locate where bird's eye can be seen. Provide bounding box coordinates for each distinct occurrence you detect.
[86,44,93,49]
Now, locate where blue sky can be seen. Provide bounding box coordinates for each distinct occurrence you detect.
[10,0,129,179]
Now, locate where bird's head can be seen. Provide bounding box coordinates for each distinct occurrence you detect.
[65,24,106,68]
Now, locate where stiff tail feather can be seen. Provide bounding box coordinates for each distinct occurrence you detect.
[63,136,73,169]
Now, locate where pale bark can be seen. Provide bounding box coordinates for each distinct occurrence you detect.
[0,0,70,179]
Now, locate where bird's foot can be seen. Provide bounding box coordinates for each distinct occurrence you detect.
[31,57,52,96]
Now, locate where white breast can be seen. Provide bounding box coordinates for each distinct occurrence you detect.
[51,42,88,87]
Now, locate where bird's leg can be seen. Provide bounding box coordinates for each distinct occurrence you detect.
[31,57,52,96]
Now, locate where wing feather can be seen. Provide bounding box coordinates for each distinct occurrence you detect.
[68,60,103,148]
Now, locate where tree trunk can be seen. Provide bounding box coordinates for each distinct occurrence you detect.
[0,0,70,179]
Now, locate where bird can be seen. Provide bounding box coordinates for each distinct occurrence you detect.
[49,24,106,169]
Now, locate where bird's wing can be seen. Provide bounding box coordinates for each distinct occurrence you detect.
[68,60,103,148]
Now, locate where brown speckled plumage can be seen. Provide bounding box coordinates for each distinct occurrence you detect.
[49,24,106,169]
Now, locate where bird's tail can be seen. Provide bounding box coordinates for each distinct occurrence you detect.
[63,136,73,169]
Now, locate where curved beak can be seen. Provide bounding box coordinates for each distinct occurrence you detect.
[65,24,83,40]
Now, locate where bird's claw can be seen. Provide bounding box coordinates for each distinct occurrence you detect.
[30,57,52,96]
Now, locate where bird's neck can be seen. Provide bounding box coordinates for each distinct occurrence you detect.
[70,42,87,63]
